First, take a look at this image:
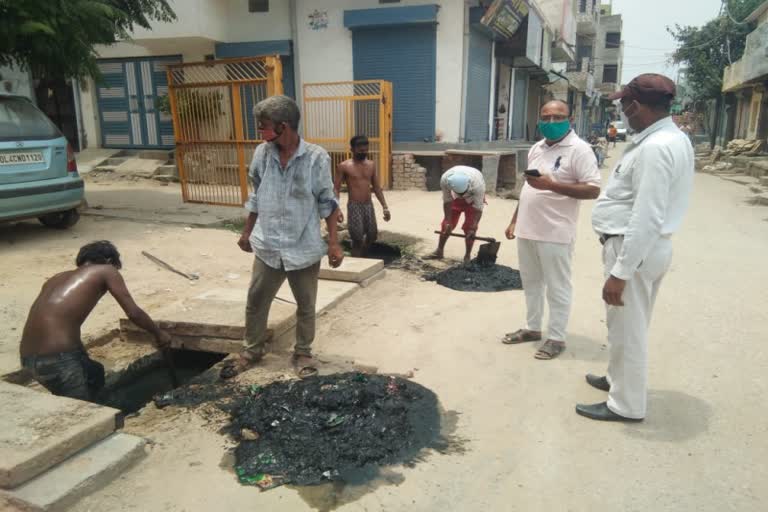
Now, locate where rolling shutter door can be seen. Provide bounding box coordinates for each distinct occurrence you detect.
[352,25,436,142]
[465,29,493,142]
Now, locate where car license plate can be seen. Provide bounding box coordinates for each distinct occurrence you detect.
[0,151,45,165]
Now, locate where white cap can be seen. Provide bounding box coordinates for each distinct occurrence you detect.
[446,170,470,194]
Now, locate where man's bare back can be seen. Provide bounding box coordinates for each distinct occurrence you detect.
[21,244,169,358]
[20,266,114,356]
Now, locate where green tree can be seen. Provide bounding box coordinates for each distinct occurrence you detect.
[0,0,175,80]
[668,0,763,102]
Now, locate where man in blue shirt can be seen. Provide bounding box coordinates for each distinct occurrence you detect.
[221,96,343,379]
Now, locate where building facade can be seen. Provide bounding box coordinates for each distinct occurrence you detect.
[721,1,768,144]
[594,2,623,131]
[71,0,621,152]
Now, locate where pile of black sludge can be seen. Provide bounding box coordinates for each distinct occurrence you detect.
[424,260,523,292]
[228,372,440,489]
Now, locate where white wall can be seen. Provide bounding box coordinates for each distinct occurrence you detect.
[79,79,101,149]
[294,0,465,142]
[225,0,292,42]
[129,0,229,42]
[95,38,215,62]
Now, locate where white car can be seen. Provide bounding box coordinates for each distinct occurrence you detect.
[613,121,627,141]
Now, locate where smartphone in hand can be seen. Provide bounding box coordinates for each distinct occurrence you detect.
[524,169,542,177]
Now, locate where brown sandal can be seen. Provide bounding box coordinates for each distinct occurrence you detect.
[219,352,262,380]
[293,354,318,379]
[502,329,542,344]
[534,340,565,360]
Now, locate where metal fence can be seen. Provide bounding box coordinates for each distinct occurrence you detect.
[167,56,283,206]
[303,80,393,187]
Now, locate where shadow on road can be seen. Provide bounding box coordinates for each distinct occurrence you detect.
[623,389,713,442]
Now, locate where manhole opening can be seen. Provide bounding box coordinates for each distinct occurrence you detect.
[340,240,402,264]
[96,349,225,414]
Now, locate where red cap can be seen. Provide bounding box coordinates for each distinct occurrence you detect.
[608,73,676,104]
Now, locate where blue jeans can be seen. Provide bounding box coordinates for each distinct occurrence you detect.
[21,350,105,401]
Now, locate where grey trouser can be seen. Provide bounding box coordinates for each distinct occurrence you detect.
[244,256,320,358]
[21,350,105,401]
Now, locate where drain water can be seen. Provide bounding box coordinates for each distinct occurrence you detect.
[95,349,225,414]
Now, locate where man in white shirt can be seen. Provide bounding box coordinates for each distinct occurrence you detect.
[503,100,601,360]
[428,165,486,264]
[579,74,695,422]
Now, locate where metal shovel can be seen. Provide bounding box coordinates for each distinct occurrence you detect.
[433,231,501,265]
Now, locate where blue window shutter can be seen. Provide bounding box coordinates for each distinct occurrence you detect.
[352,25,436,142]
[465,29,493,142]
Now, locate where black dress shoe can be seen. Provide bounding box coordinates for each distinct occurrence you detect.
[575,402,643,422]
[585,374,610,392]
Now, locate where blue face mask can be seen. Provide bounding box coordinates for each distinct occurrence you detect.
[538,120,570,141]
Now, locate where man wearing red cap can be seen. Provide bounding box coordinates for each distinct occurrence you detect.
[578,74,695,422]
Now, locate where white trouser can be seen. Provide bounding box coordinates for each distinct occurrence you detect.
[603,236,673,419]
[517,238,574,342]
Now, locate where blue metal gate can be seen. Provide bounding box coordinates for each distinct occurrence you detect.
[351,25,436,142]
[96,56,181,148]
[465,28,493,142]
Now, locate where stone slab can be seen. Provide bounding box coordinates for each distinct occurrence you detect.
[122,279,360,354]
[1,433,145,511]
[319,257,384,283]
[359,269,386,288]
[0,383,118,489]
[114,158,166,177]
[120,295,297,342]
[316,280,359,313]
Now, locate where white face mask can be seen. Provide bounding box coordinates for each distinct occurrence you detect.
[620,100,639,134]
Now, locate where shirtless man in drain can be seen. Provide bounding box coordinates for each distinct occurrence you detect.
[334,135,391,257]
[19,241,171,401]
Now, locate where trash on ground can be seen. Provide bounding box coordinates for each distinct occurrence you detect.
[424,260,523,292]
[228,372,441,489]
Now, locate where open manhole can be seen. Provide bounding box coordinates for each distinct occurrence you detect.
[340,240,402,264]
[95,349,225,414]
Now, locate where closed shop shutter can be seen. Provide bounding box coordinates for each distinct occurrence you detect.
[352,25,436,142]
[465,28,493,142]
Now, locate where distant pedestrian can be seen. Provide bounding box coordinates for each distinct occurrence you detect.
[607,124,618,147]
[427,165,486,264]
[502,100,601,360]
[222,95,344,380]
[334,135,391,257]
[580,74,694,422]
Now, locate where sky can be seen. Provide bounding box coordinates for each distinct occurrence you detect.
[611,0,725,84]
